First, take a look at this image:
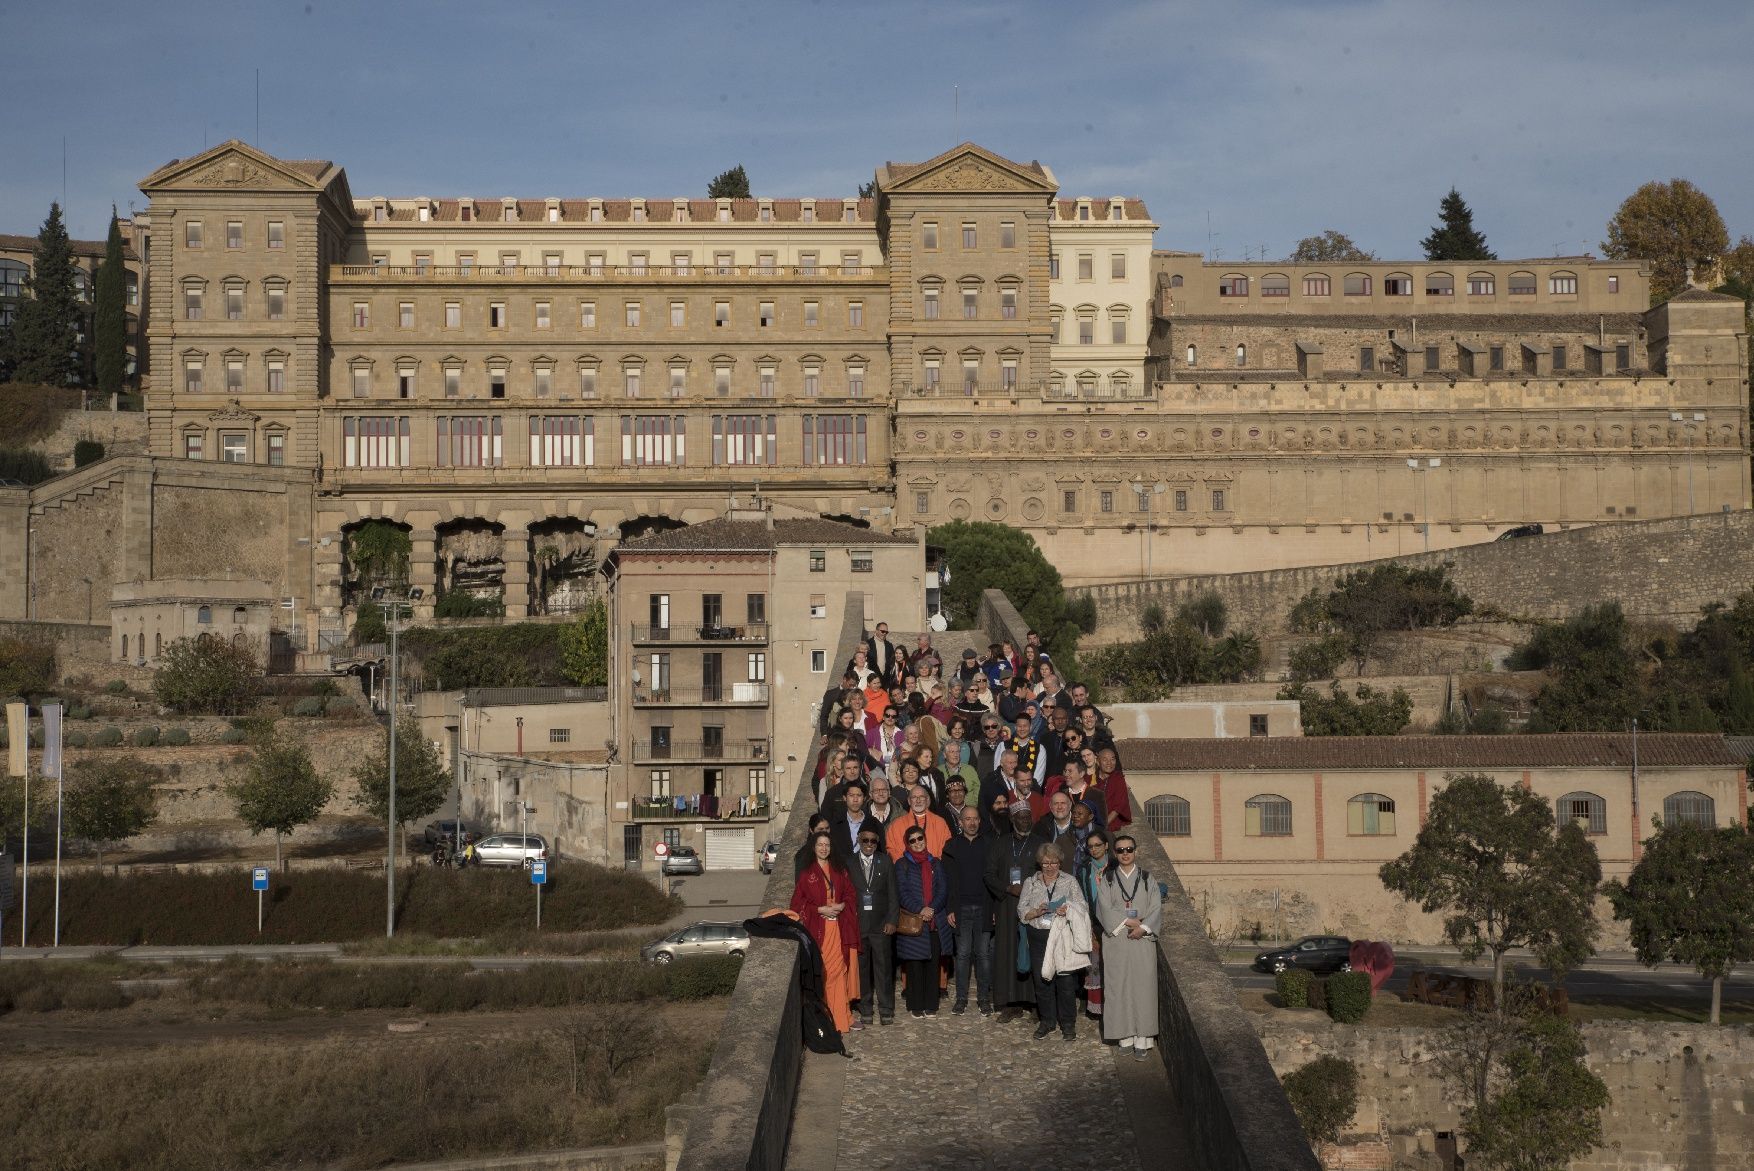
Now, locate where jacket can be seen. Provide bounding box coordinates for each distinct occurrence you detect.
[844,848,900,939]
[789,860,860,969]
[830,812,884,864]
[941,829,994,915]
[894,853,953,960]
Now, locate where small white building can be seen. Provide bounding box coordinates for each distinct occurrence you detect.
[110,577,280,666]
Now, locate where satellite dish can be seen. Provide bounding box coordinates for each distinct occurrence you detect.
[928,612,948,633]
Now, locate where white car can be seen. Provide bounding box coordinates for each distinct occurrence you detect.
[471,833,548,869]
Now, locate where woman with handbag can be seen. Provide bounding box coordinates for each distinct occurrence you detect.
[1019,843,1091,1040]
[790,829,861,1034]
[894,826,952,1017]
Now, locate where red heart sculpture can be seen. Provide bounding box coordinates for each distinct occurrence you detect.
[1350,940,1395,993]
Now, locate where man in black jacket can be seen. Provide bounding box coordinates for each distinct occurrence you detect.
[845,826,899,1028]
[865,621,902,686]
[829,781,882,862]
[942,804,994,1015]
[817,669,859,733]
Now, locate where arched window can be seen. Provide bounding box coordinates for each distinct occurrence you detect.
[1424,272,1454,296]
[1234,344,1247,368]
[1169,274,1184,288]
[1663,791,1716,829]
[1508,270,1537,295]
[1185,344,1197,367]
[1244,794,1292,837]
[233,606,248,624]
[120,633,129,660]
[1467,271,1496,296]
[1145,794,1190,837]
[1260,273,1290,298]
[1556,792,1606,836]
[197,605,212,625]
[1383,272,1414,296]
[1218,273,1249,298]
[1347,793,1396,835]
[1549,270,1579,295]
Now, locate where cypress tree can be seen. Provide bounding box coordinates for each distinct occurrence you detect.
[93,208,127,396]
[1,203,85,386]
[1421,189,1496,261]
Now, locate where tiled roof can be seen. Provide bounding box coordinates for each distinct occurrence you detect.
[1124,734,1745,772]
[281,159,335,180]
[0,233,137,261]
[1163,312,1648,333]
[1055,198,1151,221]
[1668,285,1743,304]
[363,197,875,225]
[616,517,915,555]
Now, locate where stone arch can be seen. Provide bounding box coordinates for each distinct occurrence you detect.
[434,517,507,614]
[530,516,602,615]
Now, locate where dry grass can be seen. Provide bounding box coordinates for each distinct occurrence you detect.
[1239,986,1754,1027]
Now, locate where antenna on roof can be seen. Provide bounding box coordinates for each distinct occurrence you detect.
[255,69,260,143]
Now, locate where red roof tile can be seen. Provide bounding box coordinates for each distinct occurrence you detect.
[1125,734,1744,771]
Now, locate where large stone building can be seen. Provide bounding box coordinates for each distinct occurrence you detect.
[1,136,1748,641]
[0,221,147,387]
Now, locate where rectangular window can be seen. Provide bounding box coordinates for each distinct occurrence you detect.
[1050,316,1061,343]
[1615,342,1630,370]
[1344,274,1372,296]
[266,433,285,466]
[961,223,976,249]
[184,361,202,392]
[1000,221,1016,248]
[1100,490,1114,513]
[809,595,827,619]
[842,250,862,273]
[650,594,670,631]
[625,302,640,328]
[1302,275,1331,296]
[398,369,415,399]
[185,286,203,320]
[585,252,603,274]
[1607,275,1620,294]
[963,361,979,393]
[580,301,596,329]
[533,367,552,398]
[183,433,203,459]
[445,303,461,329]
[847,366,865,397]
[799,252,818,276]
[747,652,766,682]
[1001,362,1017,391]
[1489,345,1505,372]
[1079,318,1094,345]
[342,416,411,468]
[351,302,371,329]
[962,289,977,319]
[1211,489,1227,511]
[1174,489,1188,512]
[1000,289,1016,320]
[803,367,820,397]
[801,414,867,465]
[399,302,414,329]
[1550,274,1578,295]
[1111,253,1126,280]
[809,550,825,572]
[351,367,371,398]
[1509,273,1537,295]
[1111,317,1126,344]
[185,221,203,249]
[226,287,244,320]
[489,303,505,328]
[804,301,819,327]
[713,414,777,466]
[457,252,475,272]
[548,728,570,744]
[759,367,775,397]
[1383,276,1412,296]
[220,432,247,463]
[1424,345,1440,371]
[1077,254,1093,281]
[579,368,598,398]
[620,414,685,466]
[436,415,504,467]
[811,650,827,672]
[544,251,562,273]
[267,361,285,393]
[669,368,686,398]
[444,368,461,397]
[629,252,648,274]
[529,416,594,467]
[489,371,506,399]
[225,360,243,393]
[671,252,691,275]
[225,221,243,249]
[624,368,642,398]
[1469,274,1496,296]
[265,286,285,320]
[535,301,551,329]
[1552,344,1567,370]
[756,252,775,274]
[715,301,730,327]
[267,221,284,249]
[715,252,733,274]
[1050,252,1061,279]
[759,302,775,327]
[922,222,938,251]
[1063,489,1078,513]
[746,593,767,624]
[915,491,930,515]
[1359,346,1375,372]
[850,549,873,573]
[848,301,864,327]
[923,363,940,390]
[1219,276,1249,297]
[923,289,939,319]
[714,367,731,396]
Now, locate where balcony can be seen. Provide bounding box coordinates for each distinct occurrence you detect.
[631,794,771,821]
[633,684,770,707]
[630,623,769,645]
[332,263,883,283]
[631,739,769,764]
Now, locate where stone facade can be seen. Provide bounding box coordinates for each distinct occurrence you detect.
[1079,508,1754,645]
[0,220,148,386]
[1256,1017,1754,1171]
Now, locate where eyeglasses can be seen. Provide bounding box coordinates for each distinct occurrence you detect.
[906,837,925,846]
[1114,846,1136,855]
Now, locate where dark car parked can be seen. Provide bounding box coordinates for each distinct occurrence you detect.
[1252,935,1353,975]
[1496,523,1545,541]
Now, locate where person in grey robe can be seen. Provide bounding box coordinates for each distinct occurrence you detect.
[984,802,1040,1019]
[1093,832,1162,1057]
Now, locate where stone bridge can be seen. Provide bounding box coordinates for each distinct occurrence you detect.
[669,592,1319,1171]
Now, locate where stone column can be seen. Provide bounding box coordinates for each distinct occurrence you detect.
[312,532,346,642]
[501,524,532,618]
[410,528,438,621]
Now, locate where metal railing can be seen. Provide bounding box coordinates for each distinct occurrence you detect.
[633,684,770,706]
[629,623,770,643]
[900,380,1157,402]
[334,263,881,281]
[631,739,769,763]
[631,794,771,820]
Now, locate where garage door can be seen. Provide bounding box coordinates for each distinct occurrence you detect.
[702,826,755,871]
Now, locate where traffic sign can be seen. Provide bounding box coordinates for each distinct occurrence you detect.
[654,841,670,858]
[530,859,548,885]
[252,867,270,891]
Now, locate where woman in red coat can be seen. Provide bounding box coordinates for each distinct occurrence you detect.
[790,829,861,1033]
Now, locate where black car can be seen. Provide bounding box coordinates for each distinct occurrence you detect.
[1496,523,1544,541]
[1252,935,1353,975]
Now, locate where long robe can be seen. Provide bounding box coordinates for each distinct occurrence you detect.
[1093,864,1163,1042]
[791,860,862,1033]
[984,831,1040,1008]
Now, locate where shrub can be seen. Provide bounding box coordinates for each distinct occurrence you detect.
[68,704,92,720]
[219,728,247,745]
[73,439,106,467]
[1324,971,1373,1023]
[324,696,354,716]
[0,448,53,485]
[153,634,259,715]
[131,726,159,748]
[665,955,743,999]
[1282,1055,1360,1144]
[162,727,191,746]
[15,983,61,1012]
[66,731,89,748]
[0,635,58,698]
[292,697,325,717]
[61,981,127,1011]
[104,680,128,694]
[1275,967,1313,1008]
[92,726,123,747]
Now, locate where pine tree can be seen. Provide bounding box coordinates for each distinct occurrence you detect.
[707,165,751,199]
[1,203,85,386]
[93,208,127,396]
[1421,189,1495,261]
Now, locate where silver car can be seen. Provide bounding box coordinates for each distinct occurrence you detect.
[471,833,548,869]
[641,921,749,964]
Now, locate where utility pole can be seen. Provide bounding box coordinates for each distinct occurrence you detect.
[373,585,423,937]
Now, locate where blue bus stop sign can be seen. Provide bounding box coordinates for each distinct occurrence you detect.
[252,867,270,891]
[530,859,547,885]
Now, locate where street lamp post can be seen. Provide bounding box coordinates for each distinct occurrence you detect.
[1132,476,1165,581]
[1407,457,1441,551]
[372,584,424,938]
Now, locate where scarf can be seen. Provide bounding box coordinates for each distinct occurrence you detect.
[906,849,933,905]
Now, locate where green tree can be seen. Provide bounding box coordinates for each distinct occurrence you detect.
[707,165,751,199]
[63,755,162,867]
[1421,188,1496,261]
[1513,603,1641,732]
[0,772,55,844]
[1,203,84,387]
[1279,681,1413,735]
[1606,819,1754,1024]
[1437,994,1609,1171]
[92,208,128,396]
[1291,564,1473,673]
[1175,591,1227,637]
[559,596,608,687]
[927,520,1081,661]
[153,633,259,715]
[226,725,334,867]
[1290,231,1375,263]
[1603,179,1730,303]
[352,714,450,853]
[1380,772,1601,1010]
[1282,1055,1359,1145]
[0,636,57,697]
[1286,634,1350,683]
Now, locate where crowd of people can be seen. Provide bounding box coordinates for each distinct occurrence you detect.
[789,625,1161,1056]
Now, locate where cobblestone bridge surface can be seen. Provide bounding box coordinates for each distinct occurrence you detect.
[784,1004,1185,1170]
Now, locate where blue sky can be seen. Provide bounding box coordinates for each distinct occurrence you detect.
[4,0,1750,260]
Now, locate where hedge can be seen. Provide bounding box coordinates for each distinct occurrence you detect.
[1324,971,1373,1023]
[1275,967,1313,1009]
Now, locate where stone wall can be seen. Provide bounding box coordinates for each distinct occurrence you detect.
[1079,510,1754,645]
[0,619,127,687]
[27,408,150,472]
[1255,1016,1754,1171]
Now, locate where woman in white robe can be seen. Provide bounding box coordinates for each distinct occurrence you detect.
[1093,832,1162,1057]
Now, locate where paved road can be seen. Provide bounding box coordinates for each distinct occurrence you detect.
[1226,956,1754,1004]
